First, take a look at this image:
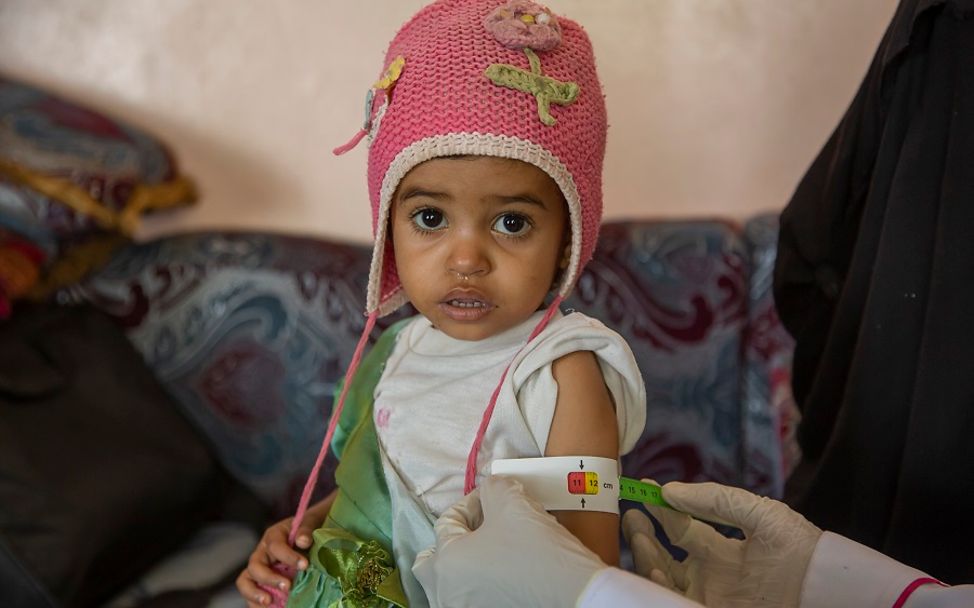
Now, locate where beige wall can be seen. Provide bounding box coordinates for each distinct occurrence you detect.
[0,0,897,244]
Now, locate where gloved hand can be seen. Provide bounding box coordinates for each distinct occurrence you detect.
[413,475,609,608]
[622,481,822,608]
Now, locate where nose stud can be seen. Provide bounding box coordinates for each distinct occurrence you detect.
[455,271,470,281]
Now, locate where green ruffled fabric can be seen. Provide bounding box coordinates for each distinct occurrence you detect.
[286,319,411,608]
[288,527,407,608]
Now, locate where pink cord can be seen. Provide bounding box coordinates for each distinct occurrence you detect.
[891,577,947,608]
[287,311,378,544]
[333,129,369,156]
[463,296,564,494]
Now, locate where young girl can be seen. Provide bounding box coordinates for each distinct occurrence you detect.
[237,1,646,606]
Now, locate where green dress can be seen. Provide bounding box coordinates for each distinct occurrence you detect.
[287,320,410,608]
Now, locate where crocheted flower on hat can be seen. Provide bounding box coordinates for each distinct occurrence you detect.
[367,56,406,130]
[484,0,562,51]
[367,55,406,130]
[485,48,578,126]
[373,56,405,92]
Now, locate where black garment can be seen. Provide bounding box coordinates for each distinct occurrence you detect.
[775,0,974,584]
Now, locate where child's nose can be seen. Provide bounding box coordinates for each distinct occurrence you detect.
[446,232,490,278]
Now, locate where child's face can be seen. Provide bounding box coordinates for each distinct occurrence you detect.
[391,156,567,341]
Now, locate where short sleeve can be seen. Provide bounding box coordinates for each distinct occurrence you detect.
[511,313,646,456]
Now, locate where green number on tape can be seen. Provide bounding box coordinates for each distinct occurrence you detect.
[618,477,671,508]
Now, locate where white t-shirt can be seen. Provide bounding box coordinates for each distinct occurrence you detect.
[374,309,647,518]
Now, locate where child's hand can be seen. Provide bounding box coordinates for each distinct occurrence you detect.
[235,515,317,607]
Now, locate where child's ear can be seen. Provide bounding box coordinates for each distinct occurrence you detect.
[551,243,571,291]
[559,242,570,270]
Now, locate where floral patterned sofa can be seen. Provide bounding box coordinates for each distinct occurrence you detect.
[64,214,798,517]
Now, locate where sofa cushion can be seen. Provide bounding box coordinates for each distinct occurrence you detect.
[0,302,223,606]
[0,76,196,300]
[70,233,415,517]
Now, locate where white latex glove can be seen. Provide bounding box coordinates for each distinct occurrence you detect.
[622,481,823,608]
[413,475,609,608]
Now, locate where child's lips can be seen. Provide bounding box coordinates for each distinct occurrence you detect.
[439,289,495,321]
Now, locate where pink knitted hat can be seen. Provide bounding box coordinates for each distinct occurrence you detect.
[338,0,608,316]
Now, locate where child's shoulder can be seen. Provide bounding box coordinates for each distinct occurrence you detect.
[517,310,637,367]
[556,310,602,327]
[542,310,624,341]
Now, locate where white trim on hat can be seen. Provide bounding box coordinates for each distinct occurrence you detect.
[367,132,583,316]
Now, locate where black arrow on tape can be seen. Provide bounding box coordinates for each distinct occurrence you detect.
[579,459,585,470]
[581,498,586,509]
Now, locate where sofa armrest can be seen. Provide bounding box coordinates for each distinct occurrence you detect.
[742,213,799,498]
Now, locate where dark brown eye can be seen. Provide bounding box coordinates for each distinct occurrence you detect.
[494,214,530,236]
[412,208,446,230]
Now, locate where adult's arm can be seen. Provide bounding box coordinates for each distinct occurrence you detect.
[578,567,705,608]
[413,476,704,608]
[803,532,973,608]
[625,481,973,608]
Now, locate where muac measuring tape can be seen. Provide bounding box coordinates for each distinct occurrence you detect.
[490,456,671,514]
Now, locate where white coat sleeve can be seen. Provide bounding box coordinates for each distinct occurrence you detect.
[578,568,705,608]
[800,532,974,608]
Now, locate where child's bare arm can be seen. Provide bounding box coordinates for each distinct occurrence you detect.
[545,350,621,565]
